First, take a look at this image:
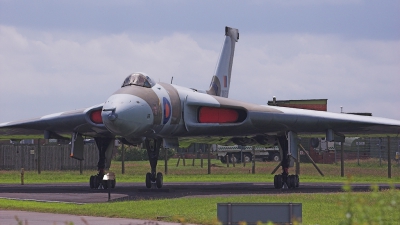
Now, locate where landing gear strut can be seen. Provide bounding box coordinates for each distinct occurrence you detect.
[144,138,164,188]
[273,135,300,189]
[89,137,116,189]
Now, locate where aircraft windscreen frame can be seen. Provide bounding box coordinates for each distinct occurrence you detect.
[121,73,155,88]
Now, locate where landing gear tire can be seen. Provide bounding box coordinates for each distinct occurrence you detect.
[89,174,103,189]
[111,179,116,188]
[274,174,283,189]
[229,154,238,163]
[287,175,296,189]
[243,153,252,163]
[102,180,108,189]
[220,156,227,163]
[156,172,163,189]
[145,172,152,188]
[271,153,280,162]
[89,175,94,189]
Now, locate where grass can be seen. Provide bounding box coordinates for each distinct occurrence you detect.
[1,158,399,184]
[1,188,399,224]
[1,158,399,224]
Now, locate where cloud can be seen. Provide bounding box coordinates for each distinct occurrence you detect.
[0,26,399,122]
[230,33,400,119]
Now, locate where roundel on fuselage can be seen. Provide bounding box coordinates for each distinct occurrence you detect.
[163,97,171,124]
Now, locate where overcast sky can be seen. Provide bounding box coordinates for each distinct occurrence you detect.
[1,0,399,122]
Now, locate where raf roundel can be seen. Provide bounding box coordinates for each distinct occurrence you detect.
[163,97,171,124]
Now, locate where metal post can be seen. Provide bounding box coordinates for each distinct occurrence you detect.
[299,144,324,176]
[176,155,181,167]
[252,146,255,174]
[334,146,337,164]
[121,143,125,174]
[79,160,83,175]
[37,139,41,174]
[182,153,186,166]
[108,180,111,201]
[164,148,168,175]
[207,145,211,174]
[240,146,243,165]
[20,168,24,185]
[271,162,282,174]
[379,138,382,166]
[295,146,300,175]
[357,143,360,166]
[341,141,344,177]
[388,136,391,178]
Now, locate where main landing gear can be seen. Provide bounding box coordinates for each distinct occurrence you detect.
[273,135,300,189]
[144,138,164,189]
[274,171,299,189]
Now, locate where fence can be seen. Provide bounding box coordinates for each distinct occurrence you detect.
[0,144,98,171]
[301,137,400,164]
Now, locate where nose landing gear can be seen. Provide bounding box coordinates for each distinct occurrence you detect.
[144,138,164,189]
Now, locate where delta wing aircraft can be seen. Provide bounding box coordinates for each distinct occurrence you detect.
[1,27,400,190]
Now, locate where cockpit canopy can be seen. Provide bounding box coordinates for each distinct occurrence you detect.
[121,73,156,88]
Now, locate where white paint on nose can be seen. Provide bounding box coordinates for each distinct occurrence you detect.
[102,94,153,137]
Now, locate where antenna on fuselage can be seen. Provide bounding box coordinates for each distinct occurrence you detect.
[171,76,174,84]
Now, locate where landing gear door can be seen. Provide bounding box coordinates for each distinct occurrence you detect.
[288,131,298,161]
[71,133,84,160]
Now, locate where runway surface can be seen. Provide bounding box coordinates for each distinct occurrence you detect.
[0,182,399,204]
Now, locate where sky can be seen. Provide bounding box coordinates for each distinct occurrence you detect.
[0,0,399,122]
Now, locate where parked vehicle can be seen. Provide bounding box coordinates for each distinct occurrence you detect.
[216,145,280,163]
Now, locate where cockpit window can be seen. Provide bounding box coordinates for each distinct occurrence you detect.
[121,73,156,88]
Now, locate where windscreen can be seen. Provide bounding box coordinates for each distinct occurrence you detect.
[121,73,155,88]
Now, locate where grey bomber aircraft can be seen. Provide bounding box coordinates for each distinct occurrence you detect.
[1,27,400,190]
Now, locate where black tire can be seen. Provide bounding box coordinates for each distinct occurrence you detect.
[220,156,227,163]
[243,153,252,163]
[145,172,152,188]
[229,154,238,163]
[89,175,94,189]
[287,175,295,188]
[156,172,163,189]
[271,153,280,162]
[111,179,116,188]
[274,174,283,189]
[93,175,100,188]
[310,138,320,148]
[103,180,108,189]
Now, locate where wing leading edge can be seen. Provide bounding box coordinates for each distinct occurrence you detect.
[0,104,112,140]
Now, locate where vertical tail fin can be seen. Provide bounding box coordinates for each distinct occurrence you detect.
[207,26,239,98]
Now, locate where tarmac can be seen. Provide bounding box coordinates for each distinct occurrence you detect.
[0,182,399,225]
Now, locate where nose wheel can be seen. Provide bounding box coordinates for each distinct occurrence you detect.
[89,172,116,189]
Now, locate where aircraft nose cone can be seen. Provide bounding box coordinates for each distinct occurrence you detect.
[102,94,154,137]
